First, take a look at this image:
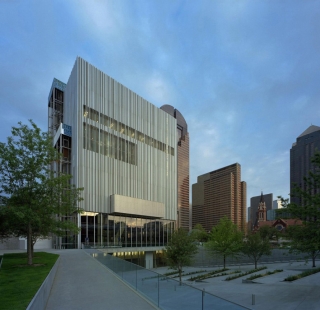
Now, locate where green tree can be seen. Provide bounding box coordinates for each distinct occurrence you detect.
[259,225,280,244]
[278,152,320,267]
[165,228,198,284]
[286,224,320,267]
[0,204,11,239]
[0,121,83,265]
[190,223,209,243]
[242,232,271,269]
[205,216,243,268]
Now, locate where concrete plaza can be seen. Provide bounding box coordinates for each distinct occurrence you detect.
[154,261,320,310]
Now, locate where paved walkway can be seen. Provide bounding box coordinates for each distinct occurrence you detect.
[45,249,156,310]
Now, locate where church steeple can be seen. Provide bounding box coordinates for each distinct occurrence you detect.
[258,191,266,221]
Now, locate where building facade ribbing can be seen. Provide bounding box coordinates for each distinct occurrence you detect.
[48,57,178,266]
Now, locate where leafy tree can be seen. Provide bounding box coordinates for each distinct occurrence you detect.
[278,152,320,267]
[165,228,198,284]
[205,216,243,268]
[286,224,320,267]
[0,121,83,265]
[190,223,209,242]
[0,205,13,246]
[242,232,271,269]
[259,226,280,243]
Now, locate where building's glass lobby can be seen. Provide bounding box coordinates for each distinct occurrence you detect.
[80,212,175,248]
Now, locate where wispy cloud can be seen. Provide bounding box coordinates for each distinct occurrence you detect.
[1,0,319,207]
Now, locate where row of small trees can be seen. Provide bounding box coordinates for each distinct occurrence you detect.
[167,152,320,278]
[166,217,272,283]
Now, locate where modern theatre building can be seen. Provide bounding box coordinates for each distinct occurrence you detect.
[48,57,178,267]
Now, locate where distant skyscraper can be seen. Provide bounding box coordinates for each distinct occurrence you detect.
[192,163,246,232]
[160,105,190,231]
[272,199,282,210]
[290,125,320,204]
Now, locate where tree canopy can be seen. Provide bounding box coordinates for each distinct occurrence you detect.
[242,231,271,269]
[259,225,280,243]
[278,152,320,267]
[0,121,83,265]
[205,216,243,268]
[190,223,209,242]
[165,228,198,283]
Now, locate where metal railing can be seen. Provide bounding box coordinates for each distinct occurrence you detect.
[90,252,249,310]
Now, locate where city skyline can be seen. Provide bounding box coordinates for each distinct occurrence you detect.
[1,1,320,207]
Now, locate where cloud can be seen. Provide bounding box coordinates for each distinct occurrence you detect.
[1,0,320,209]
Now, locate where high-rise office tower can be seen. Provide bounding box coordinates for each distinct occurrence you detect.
[160,105,189,231]
[192,163,247,232]
[290,125,320,204]
[48,57,177,267]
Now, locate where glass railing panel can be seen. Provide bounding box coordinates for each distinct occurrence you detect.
[159,278,202,310]
[136,268,159,305]
[88,251,249,310]
[121,259,138,288]
[203,291,245,310]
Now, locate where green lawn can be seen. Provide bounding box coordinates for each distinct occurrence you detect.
[0,252,59,310]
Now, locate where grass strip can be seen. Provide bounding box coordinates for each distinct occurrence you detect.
[188,268,228,281]
[284,267,320,282]
[163,270,180,276]
[170,269,207,279]
[225,266,267,281]
[142,270,179,281]
[190,270,241,281]
[143,269,207,281]
[246,269,283,281]
[0,252,59,310]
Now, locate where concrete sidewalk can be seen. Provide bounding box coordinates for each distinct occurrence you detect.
[45,249,156,310]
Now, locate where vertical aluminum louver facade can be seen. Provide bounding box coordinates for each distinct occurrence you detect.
[48,57,177,261]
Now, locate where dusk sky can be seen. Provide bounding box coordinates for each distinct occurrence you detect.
[1,0,320,210]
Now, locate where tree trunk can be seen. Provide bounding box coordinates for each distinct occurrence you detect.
[31,240,34,258]
[27,223,33,265]
[179,266,182,285]
[223,255,226,269]
[255,258,257,269]
[312,254,316,268]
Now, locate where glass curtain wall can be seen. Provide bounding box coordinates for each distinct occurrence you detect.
[80,213,174,248]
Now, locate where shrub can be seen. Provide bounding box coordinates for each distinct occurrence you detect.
[225,266,267,281]
[284,267,320,281]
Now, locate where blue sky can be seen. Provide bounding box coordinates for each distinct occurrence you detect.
[1,0,320,209]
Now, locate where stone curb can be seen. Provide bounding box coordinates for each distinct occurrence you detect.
[26,256,60,310]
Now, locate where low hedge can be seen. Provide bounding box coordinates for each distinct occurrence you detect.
[225,266,267,281]
[284,267,320,282]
